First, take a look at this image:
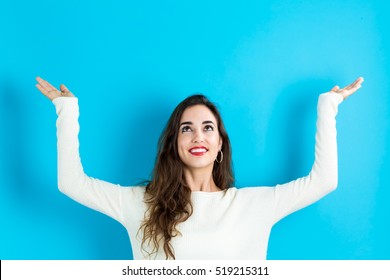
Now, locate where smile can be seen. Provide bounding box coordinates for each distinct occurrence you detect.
[189,146,208,156]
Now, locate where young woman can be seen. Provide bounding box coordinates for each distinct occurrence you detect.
[36,76,363,260]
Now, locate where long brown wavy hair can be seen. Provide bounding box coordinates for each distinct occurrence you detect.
[138,94,234,259]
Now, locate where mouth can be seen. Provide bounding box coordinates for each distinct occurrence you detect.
[189,146,208,156]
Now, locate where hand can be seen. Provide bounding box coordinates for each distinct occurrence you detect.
[329,77,364,100]
[35,77,75,101]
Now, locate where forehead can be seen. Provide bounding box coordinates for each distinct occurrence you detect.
[180,105,217,124]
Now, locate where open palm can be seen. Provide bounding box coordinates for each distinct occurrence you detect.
[330,77,364,100]
[35,77,75,101]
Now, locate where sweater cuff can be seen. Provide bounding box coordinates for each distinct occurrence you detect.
[317,92,343,117]
[52,97,79,116]
[327,92,344,104]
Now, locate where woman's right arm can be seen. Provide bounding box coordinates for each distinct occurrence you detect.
[36,77,127,223]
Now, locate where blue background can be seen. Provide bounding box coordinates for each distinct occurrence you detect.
[1,0,389,259]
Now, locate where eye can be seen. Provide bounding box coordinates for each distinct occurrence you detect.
[204,125,214,131]
[181,126,192,133]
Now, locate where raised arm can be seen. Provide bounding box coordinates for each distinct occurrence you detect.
[272,77,364,223]
[36,77,126,223]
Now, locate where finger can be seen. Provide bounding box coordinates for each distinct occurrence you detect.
[354,77,364,87]
[36,77,52,90]
[345,82,358,90]
[36,77,58,92]
[60,84,70,93]
[36,78,55,92]
[343,83,361,91]
[347,84,362,94]
[344,80,358,90]
[342,80,364,99]
[356,76,364,83]
[345,77,364,90]
[36,84,61,100]
[36,84,49,95]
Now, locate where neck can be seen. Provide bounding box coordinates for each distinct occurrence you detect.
[183,167,220,192]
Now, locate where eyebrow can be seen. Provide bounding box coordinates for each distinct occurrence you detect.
[180,121,215,126]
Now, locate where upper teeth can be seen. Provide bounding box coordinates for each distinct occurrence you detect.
[190,148,207,153]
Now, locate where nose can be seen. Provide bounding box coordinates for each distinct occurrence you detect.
[192,128,204,143]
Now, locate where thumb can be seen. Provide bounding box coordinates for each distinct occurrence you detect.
[60,84,70,93]
[330,85,340,92]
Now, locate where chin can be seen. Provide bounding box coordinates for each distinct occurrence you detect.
[184,161,214,171]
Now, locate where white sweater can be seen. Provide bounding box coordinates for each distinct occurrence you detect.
[53,93,343,260]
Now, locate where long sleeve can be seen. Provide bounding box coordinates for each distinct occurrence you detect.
[271,92,344,223]
[53,97,127,224]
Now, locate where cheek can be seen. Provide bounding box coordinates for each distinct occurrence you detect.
[215,136,223,151]
[211,134,222,146]
[177,134,186,146]
[204,137,220,153]
[177,134,189,154]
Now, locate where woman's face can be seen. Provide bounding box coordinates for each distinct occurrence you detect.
[177,105,222,171]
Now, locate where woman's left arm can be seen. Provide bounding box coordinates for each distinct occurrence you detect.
[272,77,364,223]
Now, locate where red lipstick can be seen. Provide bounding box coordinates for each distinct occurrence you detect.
[189,146,208,156]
